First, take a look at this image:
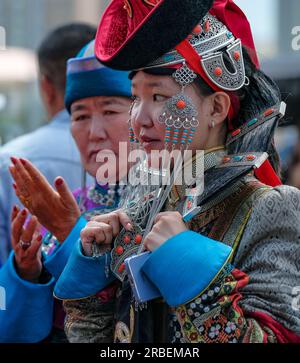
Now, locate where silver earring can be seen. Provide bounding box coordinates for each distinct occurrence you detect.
[158,63,199,150]
[210,120,215,129]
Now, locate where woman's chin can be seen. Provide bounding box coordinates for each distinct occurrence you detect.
[142,140,163,154]
[86,165,98,179]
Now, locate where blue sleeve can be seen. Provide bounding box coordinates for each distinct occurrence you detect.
[0,156,16,266]
[0,252,55,343]
[54,240,116,300]
[141,231,232,307]
[43,216,87,281]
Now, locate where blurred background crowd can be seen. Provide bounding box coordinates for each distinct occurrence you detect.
[0,0,300,183]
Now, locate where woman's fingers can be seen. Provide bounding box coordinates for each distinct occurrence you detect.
[9,166,23,192]
[27,234,43,257]
[10,158,53,201]
[97,223,113,245]
[80,222,113,246]
[11,205,20,222]
[9,158,33,197]
[21,216,38,245]
[19,158,50,190]
[91,212,120,236]
[117,210,133,231]
[54,177,79,209]
[103,212,121,236]
[11,209,28,249]
[91,210,132,234]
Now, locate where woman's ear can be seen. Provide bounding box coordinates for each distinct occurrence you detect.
[209,92,231,126]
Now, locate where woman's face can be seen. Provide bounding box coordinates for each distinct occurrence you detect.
[131,71,225,156]
[71,96,131,180]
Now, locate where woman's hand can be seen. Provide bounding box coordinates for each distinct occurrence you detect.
[9,157,81,243]
[144,211,188,252]
[11,206,43,283]
[80,210,133,257]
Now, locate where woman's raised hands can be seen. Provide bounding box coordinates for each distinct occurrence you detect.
[9,157,81,242]
[11,206,43,283]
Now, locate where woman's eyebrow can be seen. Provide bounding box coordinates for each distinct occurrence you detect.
[71,104,88,113]
[97,98,125,107]
[132,81,164,89]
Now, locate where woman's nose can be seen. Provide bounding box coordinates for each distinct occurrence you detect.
[89,115,107,141]
[132,102,154,129]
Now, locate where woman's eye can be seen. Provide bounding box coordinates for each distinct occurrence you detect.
[74,115,89,122]
[104,110,117,116]
[153,94,167,102]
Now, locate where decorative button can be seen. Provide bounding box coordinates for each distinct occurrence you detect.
[163,54,174,62]
[264,108,274,117]
[118,263,125,273]
[135,235,143,244]
[246,155,256,161]
[233,51,240,61]
[247,118,258,127]
[231,128,241,137]
[123,235,131,244]
[214,67,223,77]
[187,200,193,209]
[233,156,243,162]
[116,246,124,255]
[193,24,202,34]
[223,157,231,163]
[204,20,210,32]
[176,100,186,109]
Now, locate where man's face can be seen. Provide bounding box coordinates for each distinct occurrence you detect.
[71,96,131,180]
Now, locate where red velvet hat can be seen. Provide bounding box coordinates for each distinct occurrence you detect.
[95,0,214,70]
[95,0,259,71]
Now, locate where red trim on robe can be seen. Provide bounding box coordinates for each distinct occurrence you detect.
[246,310,300,343]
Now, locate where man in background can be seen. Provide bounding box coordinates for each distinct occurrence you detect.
[0,23,96,266]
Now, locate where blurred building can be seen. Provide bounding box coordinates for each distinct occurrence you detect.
[0,0,108,50]
[0,0,299,152]
[0,0,108,145]
[278,0,300,55]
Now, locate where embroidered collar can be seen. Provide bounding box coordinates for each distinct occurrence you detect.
[171,146,226,202]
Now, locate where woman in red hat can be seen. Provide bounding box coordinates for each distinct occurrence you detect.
[59,0,300,343]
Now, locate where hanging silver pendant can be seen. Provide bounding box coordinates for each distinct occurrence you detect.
[159,92,199,129]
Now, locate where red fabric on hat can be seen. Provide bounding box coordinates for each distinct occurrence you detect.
[171,0,260,129]
[210,0,259,68]
[175,39,239,129]
[96,0,162,62]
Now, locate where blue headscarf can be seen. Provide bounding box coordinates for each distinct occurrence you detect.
[65,40,132,113]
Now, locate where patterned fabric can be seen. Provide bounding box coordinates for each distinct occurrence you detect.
[234,186,300,335]
[171,185,300,343]
[62,153,300,343]
[64,294,116,343]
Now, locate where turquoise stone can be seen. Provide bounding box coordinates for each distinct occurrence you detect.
[233,156,243,162]
[247,118,258,127]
